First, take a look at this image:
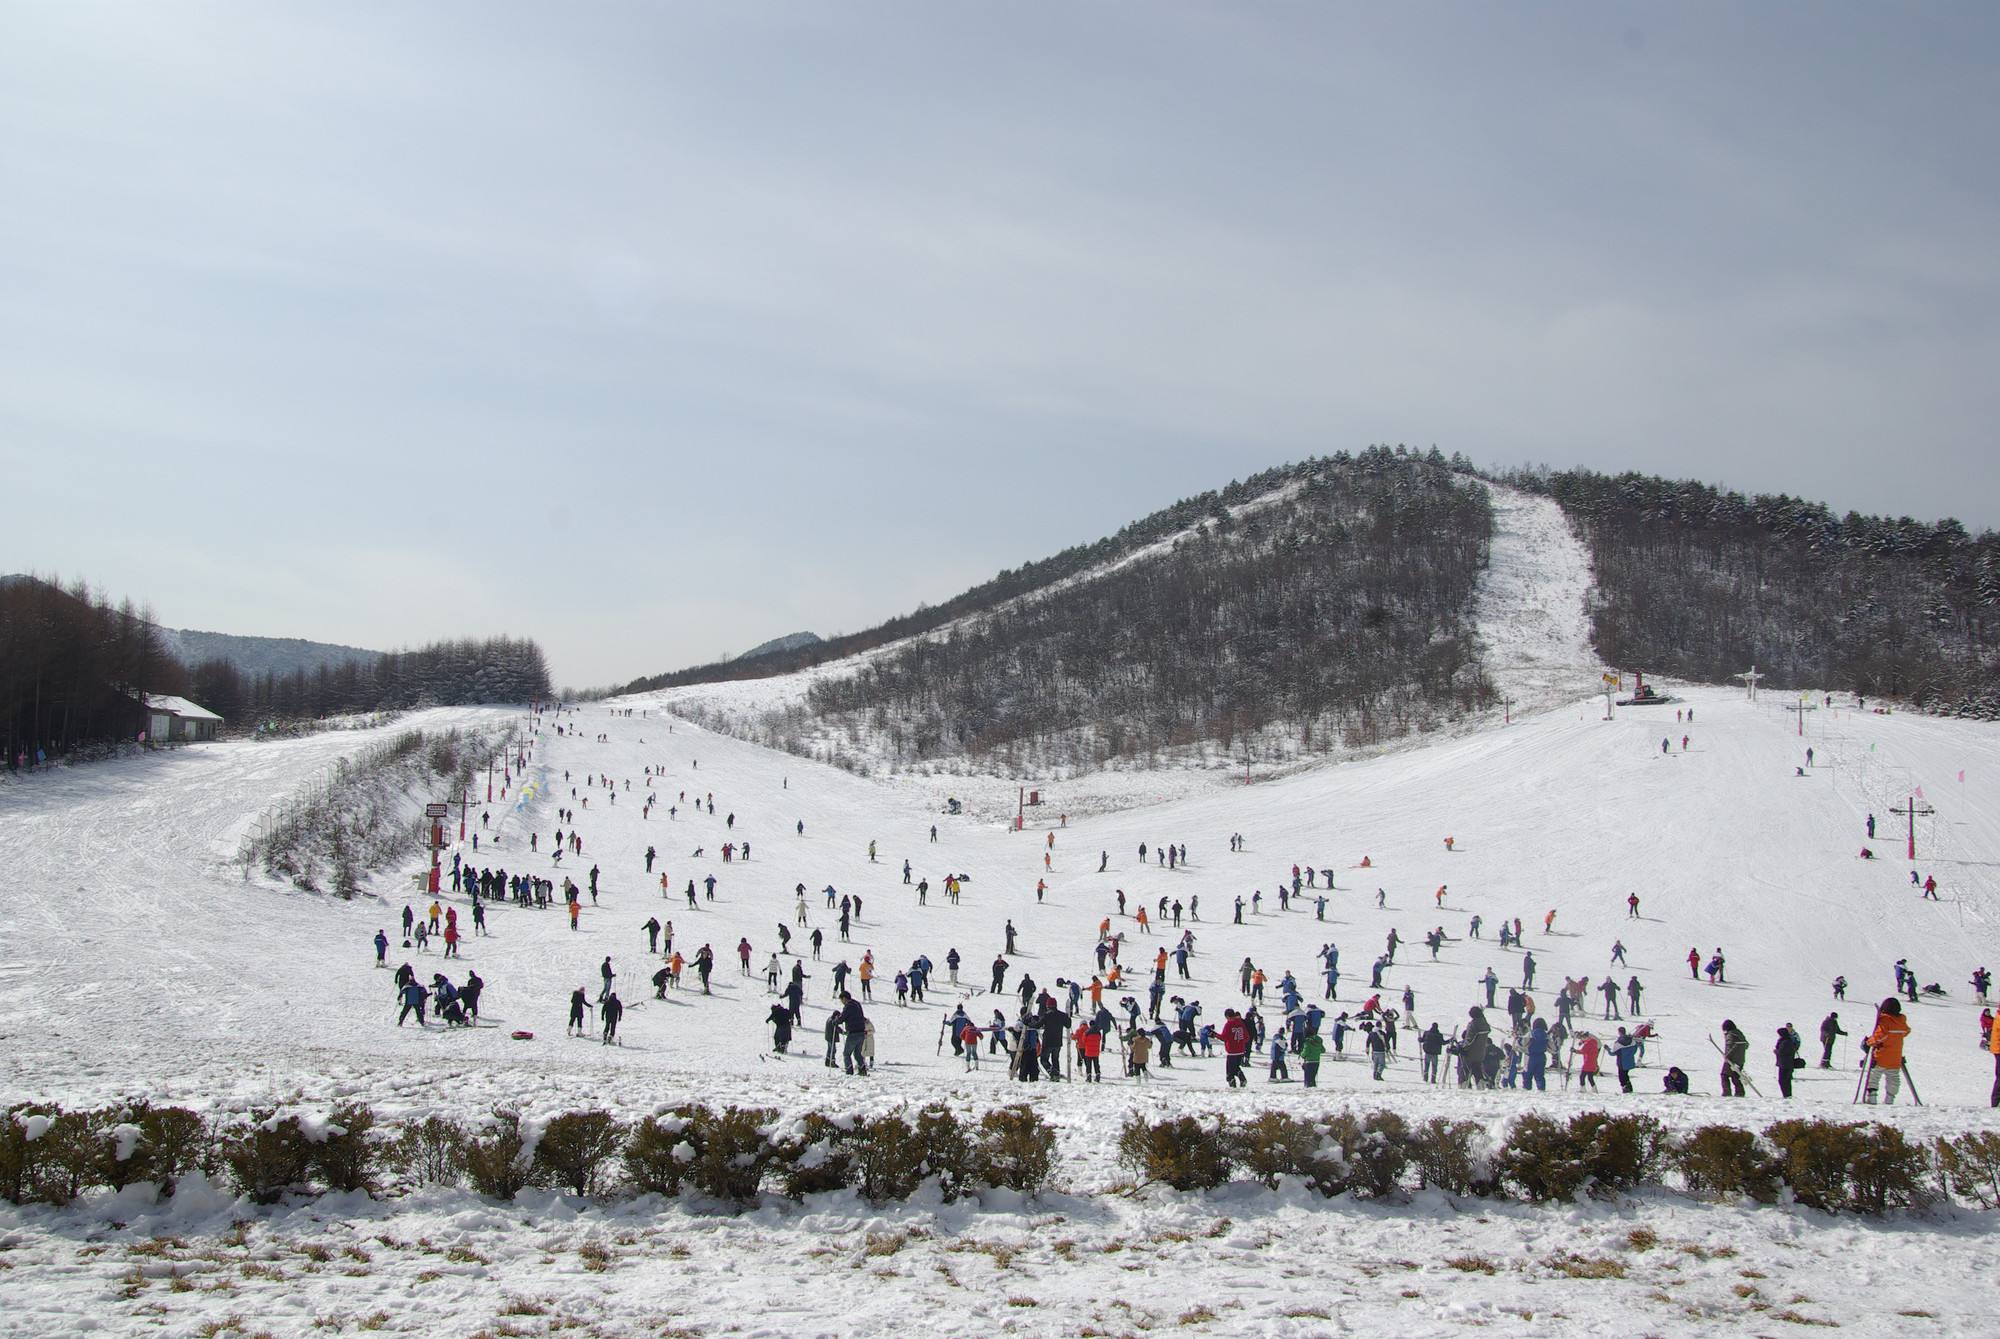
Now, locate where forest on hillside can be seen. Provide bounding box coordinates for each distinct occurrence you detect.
[1507,469,2000,717]
[0,576,551,765]
[622,454,1477,692]
[754,448,1494,770]
[187,636,552,728]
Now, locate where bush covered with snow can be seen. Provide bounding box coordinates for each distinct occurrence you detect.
[1118,1114,1232,1191]
[531,1110,627,1197]
[1765,1119,1931,1215]
[1404,1116,1498,1197]
[1673,1124,1782,1204]
[1933,1131,2000,1210]
[220,1111,317,1204]
[461,1109,533,1201]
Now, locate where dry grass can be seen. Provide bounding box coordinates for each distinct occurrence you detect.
[1445,1255,1498,1274]
[1773,1310,1839,1327]
[578,1242,612,1273]
[1546,1253,1627,1280]
[1178,1304,1218,1325]
[1624,1227,1659,1252]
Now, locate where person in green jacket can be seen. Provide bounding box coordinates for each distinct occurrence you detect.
[1300,1030,1326,1088]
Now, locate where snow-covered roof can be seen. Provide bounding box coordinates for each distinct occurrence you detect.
[139,693,224,721]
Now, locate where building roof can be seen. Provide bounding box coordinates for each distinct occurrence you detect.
[139,693,224,722]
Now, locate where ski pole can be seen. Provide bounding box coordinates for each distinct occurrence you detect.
[1898,1062,1923,1107]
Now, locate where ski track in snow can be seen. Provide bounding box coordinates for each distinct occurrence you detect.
[1472,482,1607,713]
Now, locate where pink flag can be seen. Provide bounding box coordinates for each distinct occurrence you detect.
[1915,785,1926,800]
[1959,770,1967,783]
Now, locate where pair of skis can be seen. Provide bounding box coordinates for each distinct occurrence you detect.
[1708,1034,1762,1097]
[1851,1051,1925,1106]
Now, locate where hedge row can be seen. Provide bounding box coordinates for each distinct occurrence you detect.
[1117,1110,1981,1216]
[0,1101,1053,1208]
[5,1102,1993,1218]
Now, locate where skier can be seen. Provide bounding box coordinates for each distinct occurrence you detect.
[1575,1032,1601,1091]
[397,976,428,1027]
[1524,1018,1550,1090]
[767,1003,793,1054]
[1688,947,1701,980]
[1218,1008,1252,1087]
[601,992,624,1045]
[1774,1023,1802,1098]
[1611,1028,1639,1093]
[1819,1011,1845,1067]
[374,929,389,966]
[567,987,591,1036]
[1718,1019,1749,1097]
[839,992,870,1074]
[1861,998,1911,1104]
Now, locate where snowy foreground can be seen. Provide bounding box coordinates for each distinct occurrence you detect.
[5,666,2000,1335]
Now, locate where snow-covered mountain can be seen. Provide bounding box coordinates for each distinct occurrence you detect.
[732,630,822,662]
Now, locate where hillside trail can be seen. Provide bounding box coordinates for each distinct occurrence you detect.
[1472,482,1608,715]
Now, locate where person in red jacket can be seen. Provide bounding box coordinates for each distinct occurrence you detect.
[1218,1008,1252,1087]
[1687,947,1701,980]
[1072,1022,1104,1083]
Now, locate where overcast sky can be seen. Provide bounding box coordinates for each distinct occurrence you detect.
[5,4,1997,686]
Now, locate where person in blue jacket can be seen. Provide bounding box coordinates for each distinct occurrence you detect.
[1610,1027,1640,1093]
[397,979,428,1027]
[374,930,389,966]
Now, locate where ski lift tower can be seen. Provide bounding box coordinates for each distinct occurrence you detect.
[1890,792,1936,862]
[1736,666,1764,703]
[1785,697,1816,737]
[425,801,449,894]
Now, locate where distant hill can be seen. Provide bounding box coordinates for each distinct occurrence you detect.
[1,576,383,681]
[156,628,381,680]
[735,631,822,662]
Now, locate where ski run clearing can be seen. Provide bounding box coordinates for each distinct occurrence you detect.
[5,512,2000,1335]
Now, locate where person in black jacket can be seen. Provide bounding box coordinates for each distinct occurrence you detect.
[839,993,869,1074]
[1774,1023,1803,1097]
[1818,1011,1845,1067]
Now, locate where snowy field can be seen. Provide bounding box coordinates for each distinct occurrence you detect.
[4,679,1999,1335]
[5,493,2000,1335]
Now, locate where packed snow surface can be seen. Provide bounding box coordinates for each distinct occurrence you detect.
[1472,483,1607,712]
[4,676,1999,1335]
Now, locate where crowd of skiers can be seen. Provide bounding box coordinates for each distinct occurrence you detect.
[364,702,1999,1107]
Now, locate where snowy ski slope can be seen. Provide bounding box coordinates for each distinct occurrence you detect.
[4,684,1997,1114]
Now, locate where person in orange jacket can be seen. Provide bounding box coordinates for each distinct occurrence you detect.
[1989,1002,2000,1107]
[1863,997,1911,1104]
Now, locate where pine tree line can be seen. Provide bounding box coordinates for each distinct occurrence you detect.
[190,637,552,729]
[1,573,551,764]
[1502,468,2000,717]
